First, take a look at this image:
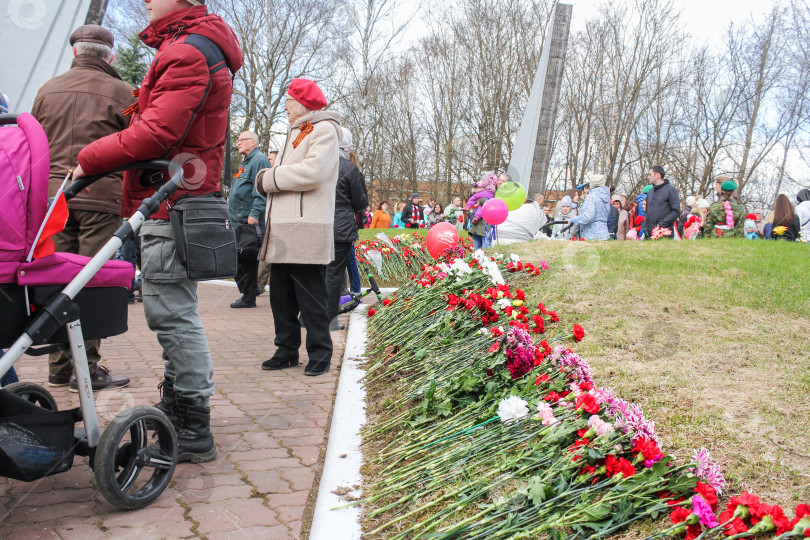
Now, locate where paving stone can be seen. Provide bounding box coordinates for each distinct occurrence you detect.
[1,284,345,538]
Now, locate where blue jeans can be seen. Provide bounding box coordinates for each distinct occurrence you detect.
[347,245,361,294]
[140,221,214,407]
[471,234,484,251]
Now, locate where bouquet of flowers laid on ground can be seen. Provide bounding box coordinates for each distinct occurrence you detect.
[355,232,474,283]
[351,250,808,539]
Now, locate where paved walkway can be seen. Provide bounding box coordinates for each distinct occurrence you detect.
[1,284,347,539]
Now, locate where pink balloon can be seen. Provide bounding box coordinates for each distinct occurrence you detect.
[481,198,508,225]
[426,222,460,258]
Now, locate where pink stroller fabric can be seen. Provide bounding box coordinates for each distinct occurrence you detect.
[17,253,134,288]
[0,113,49,282]
[0,113,132,289]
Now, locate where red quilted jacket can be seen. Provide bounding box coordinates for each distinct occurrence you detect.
[78,5,243,219]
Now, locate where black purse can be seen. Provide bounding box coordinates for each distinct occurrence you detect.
[235,223,264,258]
[169,192,237,281]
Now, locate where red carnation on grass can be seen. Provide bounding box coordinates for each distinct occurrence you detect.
[632,437,663,462]
[695,482,718,512]
[605,455,636,478]
[575,393,599,414]
[670,507,691,524]
[367,308,377,317]
[573,323,585,342]
[548,310,559,322]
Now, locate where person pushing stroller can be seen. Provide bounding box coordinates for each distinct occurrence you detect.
[72,0,243,463]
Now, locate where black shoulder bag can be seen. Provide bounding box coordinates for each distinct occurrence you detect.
[169,193,237,280]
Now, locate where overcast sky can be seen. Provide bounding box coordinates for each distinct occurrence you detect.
[566,0,766,47]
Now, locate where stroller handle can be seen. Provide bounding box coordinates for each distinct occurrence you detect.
[63,159,183,200]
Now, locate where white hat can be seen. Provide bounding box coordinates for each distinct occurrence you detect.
[339,127,353,151]
[686,196,696,207]
[696,198,710,209]
[589,174,607,188]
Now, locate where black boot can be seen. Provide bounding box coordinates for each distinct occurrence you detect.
[154,378,177,424]
[175,398,217,463]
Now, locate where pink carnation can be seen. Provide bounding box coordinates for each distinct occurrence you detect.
[587,415,614,437]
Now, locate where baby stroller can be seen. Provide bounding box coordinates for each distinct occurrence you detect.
[0,113,182,509]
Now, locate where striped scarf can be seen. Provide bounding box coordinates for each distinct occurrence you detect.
[292,121,314,148]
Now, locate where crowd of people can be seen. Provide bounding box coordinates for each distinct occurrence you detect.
[357,167,810,245]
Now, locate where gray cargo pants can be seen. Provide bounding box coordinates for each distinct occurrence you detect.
[140,220,214,406]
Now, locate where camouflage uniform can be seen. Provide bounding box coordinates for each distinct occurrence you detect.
[703,199,745,238]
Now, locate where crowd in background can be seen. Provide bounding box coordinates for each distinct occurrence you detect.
[359,167,810,245]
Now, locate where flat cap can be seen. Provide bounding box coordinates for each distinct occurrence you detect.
[69,24,114,48]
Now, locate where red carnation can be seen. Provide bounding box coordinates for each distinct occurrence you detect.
[606,455,636,478]
[544,391,560,402]
[548,311,559,322]
[573,324,585,342]
[575,393,599,414]
[535,374,549,386]
[382,298,393,307]
[367,308,376,317]
[578,382,594,391]
[516,289,525,301]
[670,507,691,524]
[631,437,663,462]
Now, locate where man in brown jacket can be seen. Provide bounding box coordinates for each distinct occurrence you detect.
[256,78,341,376]
[31,24,133,392]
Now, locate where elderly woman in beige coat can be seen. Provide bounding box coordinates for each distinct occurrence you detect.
[255,78,342,376]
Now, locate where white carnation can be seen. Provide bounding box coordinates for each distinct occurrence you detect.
[497,396,529,423]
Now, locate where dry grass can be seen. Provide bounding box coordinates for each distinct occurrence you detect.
[498,238,810,508]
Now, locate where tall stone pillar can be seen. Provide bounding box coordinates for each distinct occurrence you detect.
[507,3,572,196]
[84,0,109,25]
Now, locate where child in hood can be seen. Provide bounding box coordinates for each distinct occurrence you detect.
[464,172,498,223]
[744,214,759,239]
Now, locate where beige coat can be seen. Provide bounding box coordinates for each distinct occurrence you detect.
[255,110,342,264]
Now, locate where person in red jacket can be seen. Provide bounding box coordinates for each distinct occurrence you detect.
[73,0,243,463]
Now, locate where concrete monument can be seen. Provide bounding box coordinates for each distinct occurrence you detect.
[507,3,572,195]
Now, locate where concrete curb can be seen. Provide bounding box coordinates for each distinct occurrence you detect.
[309,306,369,540]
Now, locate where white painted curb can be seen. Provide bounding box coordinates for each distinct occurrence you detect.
[309,305,369,540]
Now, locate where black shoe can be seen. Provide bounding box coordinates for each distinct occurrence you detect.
[155,378,177,424]
[48,372,71,387]
[69,366,130,393]
[230,298,256,309]
[304,362,331,376]
[261,357,299,371]
[255,287,265,297]
[175,398,217,463]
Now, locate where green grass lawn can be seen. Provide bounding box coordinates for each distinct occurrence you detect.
[493,238,810,508]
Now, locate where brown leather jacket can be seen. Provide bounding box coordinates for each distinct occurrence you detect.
[31,56,134,214]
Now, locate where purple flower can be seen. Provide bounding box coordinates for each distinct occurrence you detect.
[692,494,719,528]
[551,346,593,384]
[691,448,725,494]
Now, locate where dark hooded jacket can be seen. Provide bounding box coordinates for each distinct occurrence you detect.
[334,158,368,242]
[78,5,244,219]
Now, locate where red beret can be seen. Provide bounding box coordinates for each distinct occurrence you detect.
[288,78,327,111]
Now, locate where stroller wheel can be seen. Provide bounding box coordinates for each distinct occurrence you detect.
[94,406,176,510]
[4,382,58,411]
